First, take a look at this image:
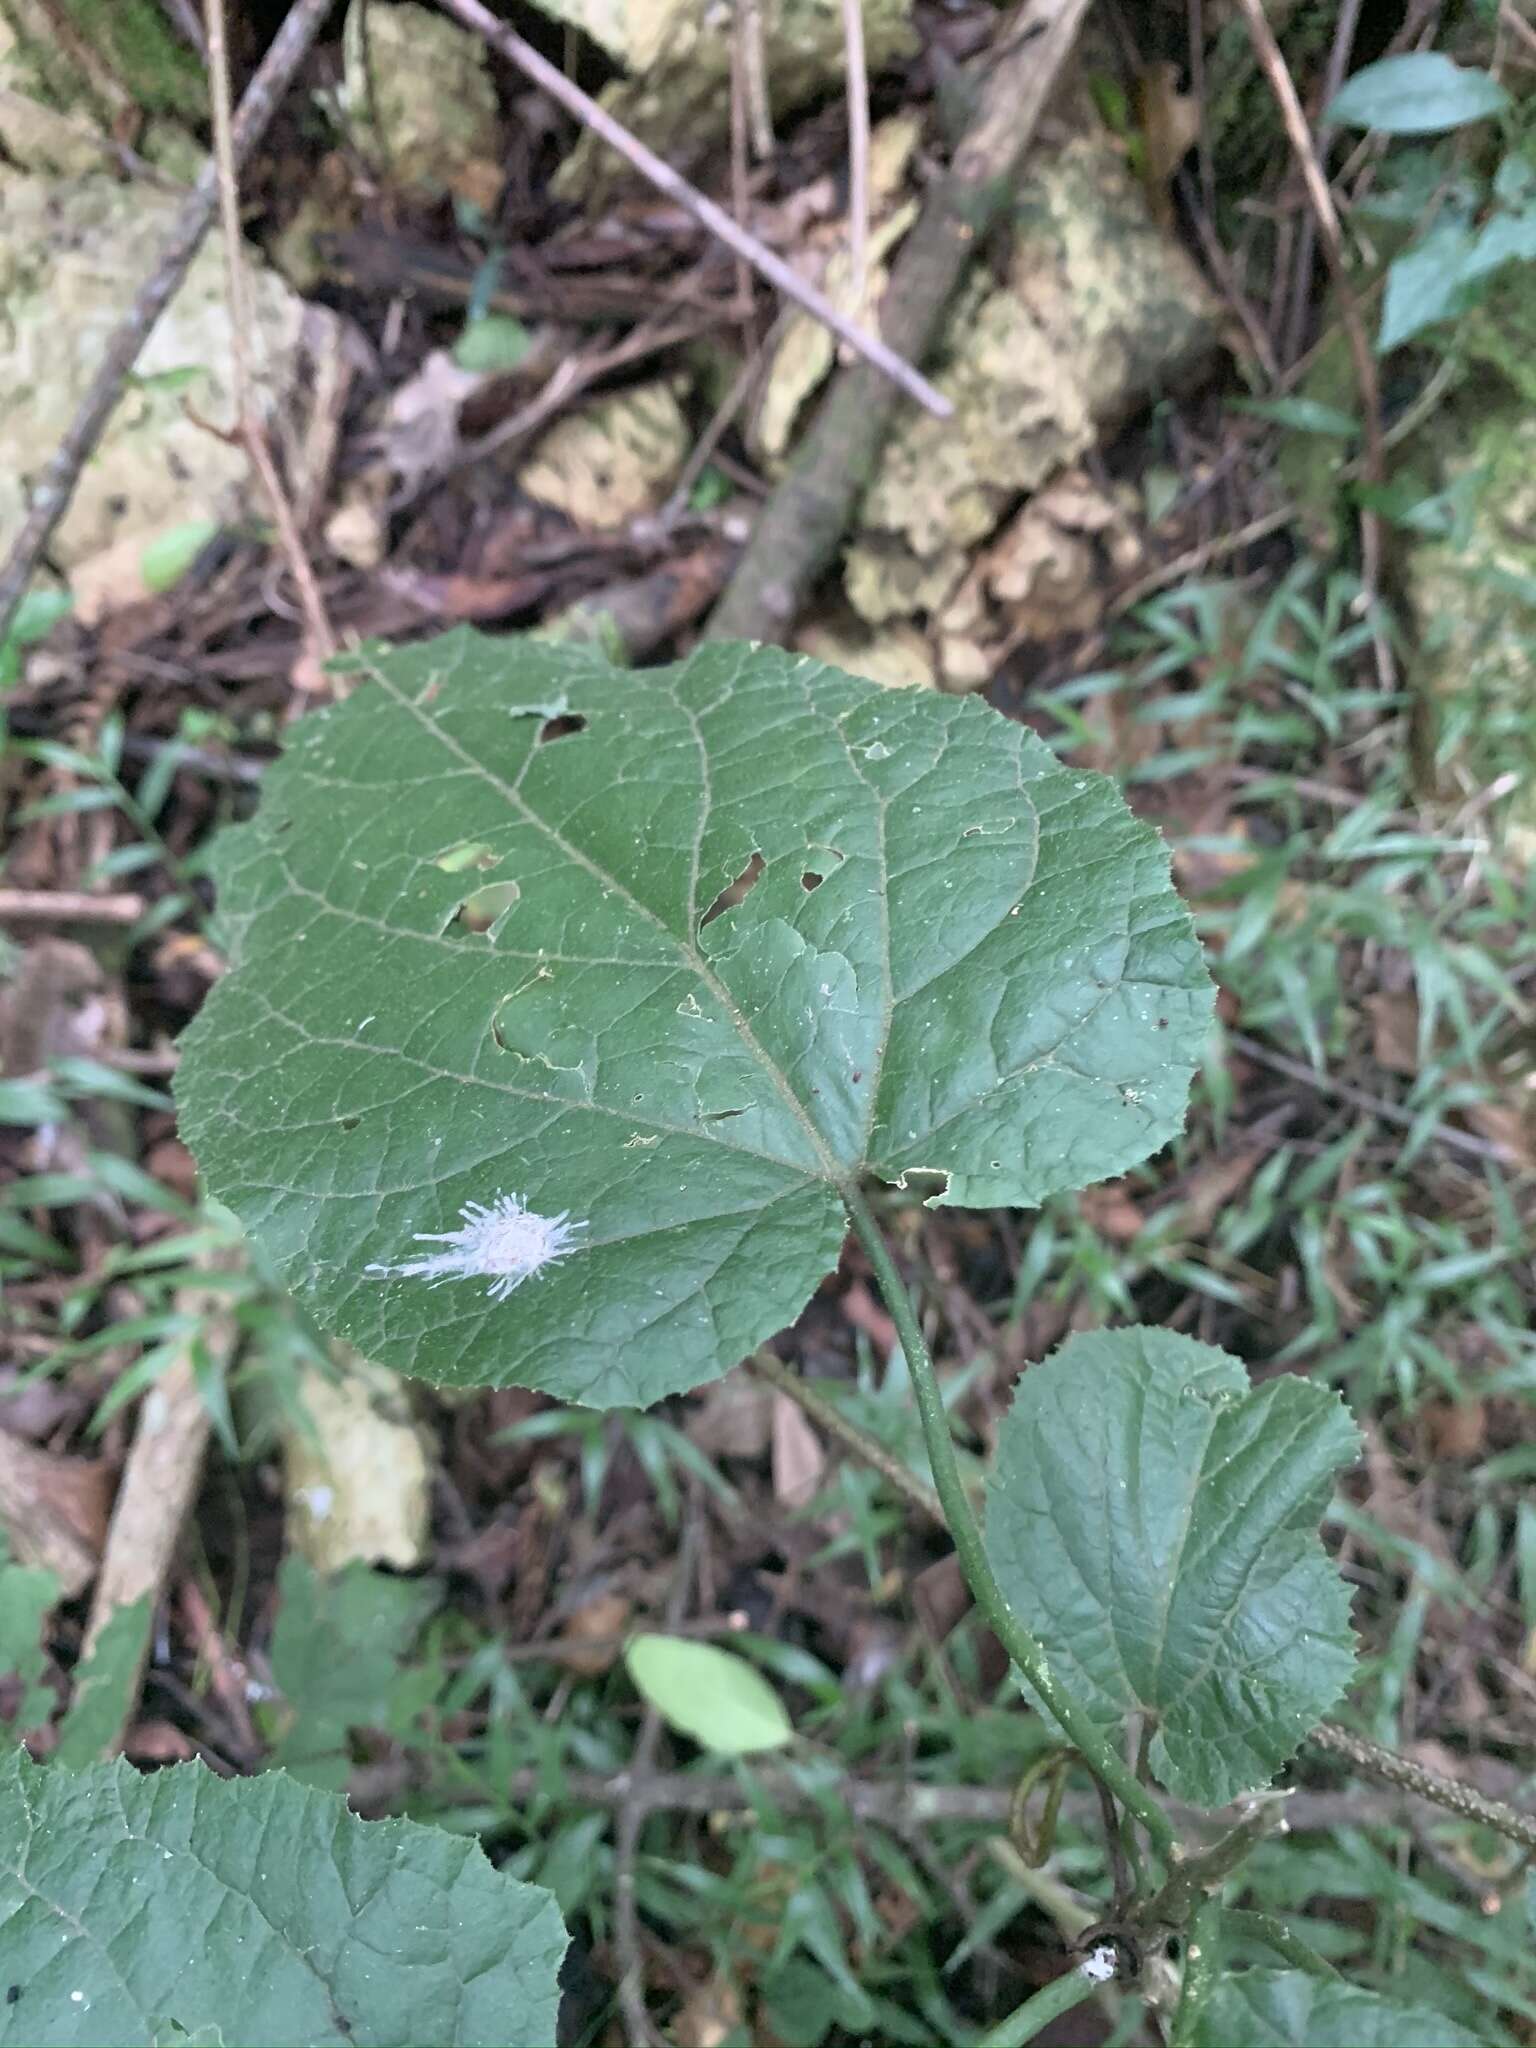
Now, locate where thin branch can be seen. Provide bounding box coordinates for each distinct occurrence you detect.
[0,889,145,925]
[0,0,334,645]
[430,0,950,420]
[1228,1030,1524,1171]
[1231,0,1393,687]
[204,0,334,661]
[708,0,1092,642]
[747,1348,943,1523]
[1310,1721,1536,1854]
[841,0,871,314]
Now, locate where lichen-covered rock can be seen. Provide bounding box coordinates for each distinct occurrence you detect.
[340,0,502,208]
[0,0,201,172]
[0,174,307,572]
[517,379,691,528]
[284,1349,432,1573]
[843,133,1217,637]
[555,0,916,197]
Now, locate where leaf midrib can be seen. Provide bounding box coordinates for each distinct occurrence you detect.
[364,656,846,1183]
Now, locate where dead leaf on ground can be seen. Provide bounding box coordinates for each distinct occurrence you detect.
[771,1392,824,1509]
[556,1589,633,1676]
[1363,990,1422,1077]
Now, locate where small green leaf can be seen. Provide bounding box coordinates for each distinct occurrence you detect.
[625,1633,794,1754]
[1326,53,1508,135]
[454,314,533,373]
[140,521,221,595]
[1196,1970,1483,2046]
[0,1542,60,1736]
[985,1328,1360,1806]
[178,634,1212,1406]
[0,1749,567,2046]
[54,1596,153,1769]
[0,590,73,690]
[268,1556,440,1785]
[1229,398,1359,438]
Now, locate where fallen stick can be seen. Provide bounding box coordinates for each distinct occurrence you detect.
[78,1249,240,1755]
[429,0,950,422]
[707,0,1093,643]
[0,0,334,645]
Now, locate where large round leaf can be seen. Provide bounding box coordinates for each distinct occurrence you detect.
[985,1329,1360,1806]
[0,1749,566,2046]
[178,633,1211,1404]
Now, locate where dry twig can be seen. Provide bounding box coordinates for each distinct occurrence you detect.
[1230,0,1393,687]
[429,0,948,419]
[0,0,334,644]
[708,0,1093,643]
[204,0,334,663]
[841,0,871,314]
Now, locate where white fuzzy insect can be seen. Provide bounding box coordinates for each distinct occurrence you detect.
[366,1192,585,1301]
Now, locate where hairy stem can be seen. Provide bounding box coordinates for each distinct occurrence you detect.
[841,1184,1177,1863]
[1168,1896,1222,2048]
[1223,1910,1343,1982]
[976,1967,1102,2048]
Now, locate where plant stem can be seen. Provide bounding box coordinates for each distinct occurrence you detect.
[1169,1896,1222,2048]
[842,1185,1178,1863]
[1310,1720,1536,1853]
[977,1968,1101,2048]
[1223,1910,1343,1982]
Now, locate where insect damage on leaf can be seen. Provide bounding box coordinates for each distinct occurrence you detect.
[365,1192,586,1301]
[177,631,1213,1404]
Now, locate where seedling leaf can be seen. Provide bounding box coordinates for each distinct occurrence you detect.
[179,633,1211,1404]
[626,1633,794,1754]
[985,1328,1360,1806]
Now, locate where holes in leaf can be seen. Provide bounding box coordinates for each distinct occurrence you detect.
[801,871,824,892]
[701,1107,748,1122]
[537,713,588,745]
[451,880,521,934]
[339,1116,360,1132]
[699,851,764,931]
[433,839,499,874]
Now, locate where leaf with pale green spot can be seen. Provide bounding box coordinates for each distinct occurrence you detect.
[626,1634,794,1755]
[0,1748,566,2046]
[1197,1969,1483,2047]
[178,632,1211,1406]
[985,1328,1360,1806]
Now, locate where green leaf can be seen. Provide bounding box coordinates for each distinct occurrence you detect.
[140,521,221,596]
[625,1633,794,1754]
[1229,398,1359,438]
[1197,1969,1483,2046]
[984,1328,1360,1806]
[178,633,1212,1406]
[454,314,533,373]
[268,1557,440,1786]
[54,1597,153,1770]
[0,1749,566,2046]
[1326,54,1509,135]
[0,1545,59,1737]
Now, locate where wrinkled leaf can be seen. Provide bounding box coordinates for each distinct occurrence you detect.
[0,1749,566,2045]
[625,1634,793,1755]
[1327,53,1508,135]
[178,633,1211,1406]
[1197,1970,1483,2047]
[985,1329,1360,1806]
